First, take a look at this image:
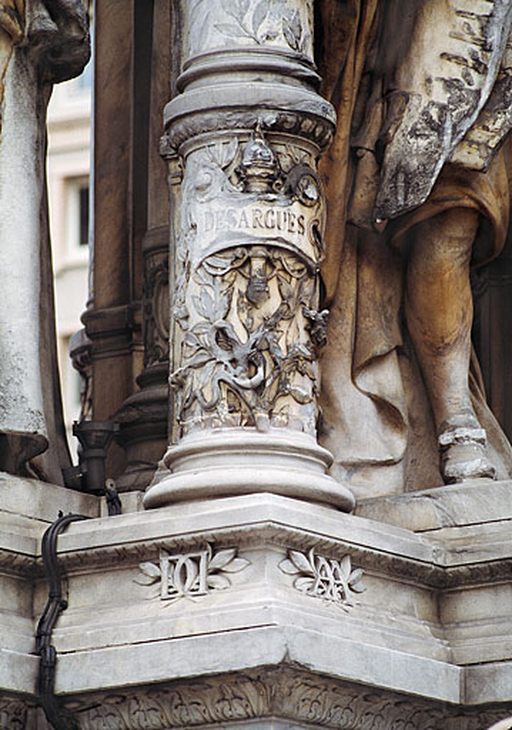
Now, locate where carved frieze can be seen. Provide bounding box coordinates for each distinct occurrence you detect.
[0,697,28,730]
[171,127,326,437]
[67,667,512,729]
[137,545,250,602]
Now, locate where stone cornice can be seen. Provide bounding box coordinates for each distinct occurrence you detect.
[51,494,512,590]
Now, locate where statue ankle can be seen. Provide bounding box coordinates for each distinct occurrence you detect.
[438,416,496,484]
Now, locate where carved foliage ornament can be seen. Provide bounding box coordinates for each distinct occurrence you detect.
[0,698,28,730]
[68,668,512,729]
[187,0,313,58]
[143,252,169,368]
[279,549,366,610]
[137,545,250,602]
[172,128,326,435]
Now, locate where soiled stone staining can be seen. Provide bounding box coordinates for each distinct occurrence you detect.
[376,0,512,219]
[137,545,250,602]
[279,549,365,610]
[171,128,326,436]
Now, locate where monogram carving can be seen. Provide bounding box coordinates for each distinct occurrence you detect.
[137,546,250,602]
[171,127,327,436]
[279,549,366,610]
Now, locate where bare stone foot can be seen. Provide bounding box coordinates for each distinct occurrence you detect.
[438,414,497,484]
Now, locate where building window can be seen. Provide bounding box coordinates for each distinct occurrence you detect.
[79,183,89,247]
[76,56,93,93]
[66,178,89,253]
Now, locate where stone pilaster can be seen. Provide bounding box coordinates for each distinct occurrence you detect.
[143,0,354,511]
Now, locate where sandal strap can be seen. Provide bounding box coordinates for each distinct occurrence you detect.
[438,426,487,449]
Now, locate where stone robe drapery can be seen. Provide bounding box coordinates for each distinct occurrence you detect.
[317,0,512,498]
[0,0,89,483]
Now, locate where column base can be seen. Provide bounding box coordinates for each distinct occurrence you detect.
[143,428,355,512]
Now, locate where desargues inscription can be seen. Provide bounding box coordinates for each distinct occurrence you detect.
[171,124,327,435]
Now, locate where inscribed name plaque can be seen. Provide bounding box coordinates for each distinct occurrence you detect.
[172,128,327,435]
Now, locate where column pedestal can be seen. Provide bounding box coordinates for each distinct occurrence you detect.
[144,427,353,510]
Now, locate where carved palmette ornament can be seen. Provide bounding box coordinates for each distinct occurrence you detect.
[137,545,250,602]
[171,128,327,436]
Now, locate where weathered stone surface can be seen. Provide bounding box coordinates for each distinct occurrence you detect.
[318,0,512,497]
[6,492,502,709]
[356,479,512,532]
[0,0,89,483]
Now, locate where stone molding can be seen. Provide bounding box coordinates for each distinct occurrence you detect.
[0,548,36,576]
[65,668,511,730]
[48,504,512,591]
[82,304,142,361]
[163,105,335,154]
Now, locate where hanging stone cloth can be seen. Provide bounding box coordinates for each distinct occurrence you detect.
[0,0,89,484]
[317,0,512,498]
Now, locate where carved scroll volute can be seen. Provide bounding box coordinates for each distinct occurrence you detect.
[144,0,354,512]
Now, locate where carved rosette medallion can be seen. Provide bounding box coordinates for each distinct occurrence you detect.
[171,127,326,437]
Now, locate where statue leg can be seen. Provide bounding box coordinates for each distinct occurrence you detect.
[405,207,496,484]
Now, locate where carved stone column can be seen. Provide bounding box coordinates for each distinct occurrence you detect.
[144,0,354,511]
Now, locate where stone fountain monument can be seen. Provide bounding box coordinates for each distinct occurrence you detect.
[2,1,512,728]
